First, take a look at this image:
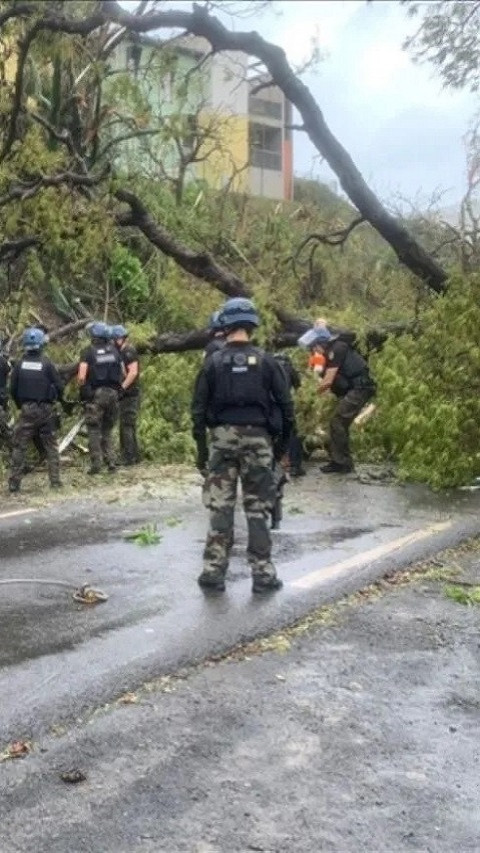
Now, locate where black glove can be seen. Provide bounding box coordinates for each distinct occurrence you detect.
[273,437,285,462]
[61,399,76,416]
[195,436,208,474]
[79,385,93,403]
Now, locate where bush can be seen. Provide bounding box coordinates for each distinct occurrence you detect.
[353,272,480,489]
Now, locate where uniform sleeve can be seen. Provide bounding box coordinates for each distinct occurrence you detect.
[79,347,90,364]
[10,363,20,406]
[289,363,301,389]
[191,365,211,441]
[268,357,295,442]
[123,345,139,366]
[328,340,348,369]
[48,360,65,400]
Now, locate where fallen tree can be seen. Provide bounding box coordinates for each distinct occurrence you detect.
[0,0,450,355]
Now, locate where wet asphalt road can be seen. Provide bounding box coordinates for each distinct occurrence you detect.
[1,468,480,743]
[1,542,479,853]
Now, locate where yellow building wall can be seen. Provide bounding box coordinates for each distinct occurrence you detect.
[195,112,249,192]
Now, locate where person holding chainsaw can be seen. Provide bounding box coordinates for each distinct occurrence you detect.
[299,325,376,474]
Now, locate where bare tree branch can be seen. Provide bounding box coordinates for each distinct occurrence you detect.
[0,165,110,208]
[115,187,249,298]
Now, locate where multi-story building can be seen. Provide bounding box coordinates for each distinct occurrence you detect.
[110,35,293,201]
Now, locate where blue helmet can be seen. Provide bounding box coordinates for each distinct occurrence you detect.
[208,311,224,332]
[111,324,128,339]
[88,321,111,340]
[298,327,335,349]
[220,298,259,330]
[22,327,46,351]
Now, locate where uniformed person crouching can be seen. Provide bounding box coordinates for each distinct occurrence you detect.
[191,297,294,593]
[77,322,124,475]
[8,328,64,493]
[301,325,376,473]
[111,325,141,466]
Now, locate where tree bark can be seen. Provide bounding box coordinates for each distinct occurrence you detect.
[102,0,448,292]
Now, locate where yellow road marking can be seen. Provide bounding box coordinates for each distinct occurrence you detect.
[290,520,453,590]
[0,507,37,521]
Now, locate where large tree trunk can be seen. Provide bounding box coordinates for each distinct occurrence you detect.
[103,1,448,293]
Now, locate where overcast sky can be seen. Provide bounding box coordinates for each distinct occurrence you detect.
[251,0,476,210]
[124,1,477,210]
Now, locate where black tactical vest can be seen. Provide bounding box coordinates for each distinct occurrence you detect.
[211,346,270,422]
[331,345,374,397]
[88,344,122,388]
[16,356,55,403]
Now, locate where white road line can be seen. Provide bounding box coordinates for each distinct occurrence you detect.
[290,520,453,590]
[0,507,37,521]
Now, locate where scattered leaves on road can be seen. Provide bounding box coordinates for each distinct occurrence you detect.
[123,523,163,546]
[60,769,87,784]
[118,692,138,705]
[0,740,32,762]
[73,584,108,605]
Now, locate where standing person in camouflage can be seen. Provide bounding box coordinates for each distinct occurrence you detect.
[111,325,141,466]
[192,298,294,593]
[0,339,12,455]
[77,322,124,475]
[8,328,64,493]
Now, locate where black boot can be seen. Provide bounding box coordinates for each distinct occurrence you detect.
[320,461,354,474]
[252,577,283,594]
[197,572,226,592]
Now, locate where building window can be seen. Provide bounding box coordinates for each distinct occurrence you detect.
[249,96,282,121]
[249,122,282,171]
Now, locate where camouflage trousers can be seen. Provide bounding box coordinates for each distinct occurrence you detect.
[202,425,277,582]
[85,387,119,470]
[9,402,60,487]
[0,405,12,453]
[119,394,140,464]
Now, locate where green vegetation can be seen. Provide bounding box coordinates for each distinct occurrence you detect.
[444,584,480,606]
[123,523,163,546]
[0,1,479,490]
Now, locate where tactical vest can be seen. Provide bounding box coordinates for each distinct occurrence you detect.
[88,344,122,389]
[331,345,374,397]
[211,346,270,422]
[16,356,55,403]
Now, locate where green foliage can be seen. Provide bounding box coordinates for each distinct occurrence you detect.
[137,351,199,464]
[110,245,149,314]
[353,273,480,488]
[403,1,480,92]
[124,523,162,546]
[444,584,480,605]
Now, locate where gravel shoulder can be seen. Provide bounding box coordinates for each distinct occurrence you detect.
[2,542,480,853]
